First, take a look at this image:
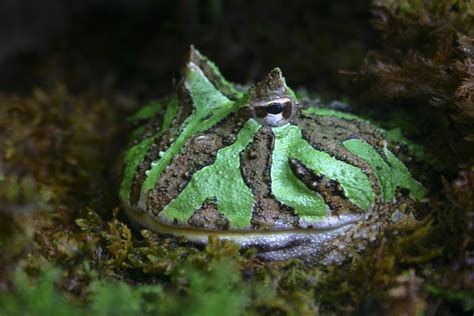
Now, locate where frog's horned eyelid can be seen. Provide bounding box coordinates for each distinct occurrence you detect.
[186,45,209,70]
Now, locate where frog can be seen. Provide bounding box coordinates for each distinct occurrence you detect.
[120,46,427,264]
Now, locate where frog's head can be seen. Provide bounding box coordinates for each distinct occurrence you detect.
[183,45,297,127]
[248,68,297,127]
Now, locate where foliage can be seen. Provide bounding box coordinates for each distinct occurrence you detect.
[0,84,470,314]
[1,269,83,316]
[358,0,474,166]
[0,267,164,316]
[0,1,473,315]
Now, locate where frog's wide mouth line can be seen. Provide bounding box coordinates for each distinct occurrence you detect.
[124,206,359,248]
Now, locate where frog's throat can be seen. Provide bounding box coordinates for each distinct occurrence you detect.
[124,204,361,247]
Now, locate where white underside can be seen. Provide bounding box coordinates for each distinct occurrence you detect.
[124,205,360,261]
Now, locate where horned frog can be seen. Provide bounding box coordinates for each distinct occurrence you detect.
[120,46,427,264]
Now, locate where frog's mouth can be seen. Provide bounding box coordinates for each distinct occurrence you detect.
[124,206,360,256]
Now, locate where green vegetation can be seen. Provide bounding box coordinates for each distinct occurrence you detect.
[0,262,250,316]
[0,0,472,315]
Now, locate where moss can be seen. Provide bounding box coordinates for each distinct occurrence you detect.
[0,2,473,314]
[0,73,469,316]
[0,267,166,315]
[427,285,474,312]
[358,0,474,167]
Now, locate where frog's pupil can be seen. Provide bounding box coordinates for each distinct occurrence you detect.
[266,102,285,114]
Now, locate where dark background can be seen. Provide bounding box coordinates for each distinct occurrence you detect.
[0,0,375,100]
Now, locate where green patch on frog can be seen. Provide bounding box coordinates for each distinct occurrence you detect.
[127,100,163,122]
[271,123,375,223]
[139,63,238,206]
[343,139,426,201]
[303,107,365,121]
[304,106,430,163]
[120,95,179,202]
[160,119,261,229]
[304,101,452,175]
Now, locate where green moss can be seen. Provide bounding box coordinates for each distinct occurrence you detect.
[0,267,163,316]
[1,3,471,312]
[0,260,252,316]
[0,269,83,316]
[158,260,249,316]
[427,285,474,312]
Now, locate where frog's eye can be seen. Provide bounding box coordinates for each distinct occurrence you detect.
[253,97,294,127]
